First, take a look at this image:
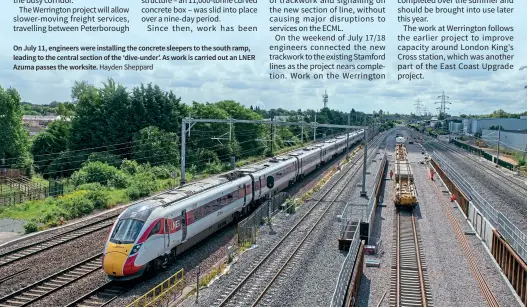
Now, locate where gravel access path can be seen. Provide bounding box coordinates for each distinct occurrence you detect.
[418,161,522,306]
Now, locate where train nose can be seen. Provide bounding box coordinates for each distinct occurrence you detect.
[103,243,133,276]
[103,251,128,276]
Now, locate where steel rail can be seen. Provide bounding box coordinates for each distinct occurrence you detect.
[396,212,401,307]
[412,214,427,307]
[0,268,30,284]
[66,281,129,307]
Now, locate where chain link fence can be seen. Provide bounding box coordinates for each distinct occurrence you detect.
[237,192,289,246]
[432,151,527,262]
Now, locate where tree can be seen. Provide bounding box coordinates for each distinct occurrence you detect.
[31,120,71,175]
[132,126,179,166]
[132,83,186,133]
[0,86,31,168]
[69,82,107,151]
[216,100,265,157]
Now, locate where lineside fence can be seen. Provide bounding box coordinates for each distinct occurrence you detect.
[366,149,387,230]
[0,180,64,206]
[237,192,289,246]
[431,152,526,262]
[127,269,185,307]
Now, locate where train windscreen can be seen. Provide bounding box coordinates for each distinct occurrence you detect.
[110,219,144,244]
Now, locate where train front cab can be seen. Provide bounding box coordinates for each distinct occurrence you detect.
[103,217,149,280]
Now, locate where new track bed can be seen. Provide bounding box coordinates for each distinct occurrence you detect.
[390,209,431,307]
[425,141,527,230]
[216,133,387,307]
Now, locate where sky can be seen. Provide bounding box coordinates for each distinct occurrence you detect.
[1,0,527,116]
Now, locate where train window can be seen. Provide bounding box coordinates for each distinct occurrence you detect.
[110,219,144,244]
[227,193,233,203]
[148,221,161,238]
[205,202,211,215]
[194,208,202,221]
[239,187,245,198]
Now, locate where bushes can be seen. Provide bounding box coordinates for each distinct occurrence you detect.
[71,161,129,188]
[126,172,158,199]
[87,152,122,167]
[87,189,110,209]
[121,159,141,175]
[23,220,39,234]
[55,190,94,219]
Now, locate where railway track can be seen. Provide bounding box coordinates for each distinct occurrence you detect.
[66,281,130,307]
[0,215,118,268]
[390,209,431,307]
[216,132,388,307]
[426,140,526,194]
[0,269,30,284]
[0,254,102,307]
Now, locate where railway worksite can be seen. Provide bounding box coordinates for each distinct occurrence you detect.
[0,124,526,307]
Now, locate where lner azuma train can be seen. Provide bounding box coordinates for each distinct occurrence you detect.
[103,130,365,280]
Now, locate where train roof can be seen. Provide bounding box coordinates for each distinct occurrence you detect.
[119,169,250,218]
[238,155,296,174]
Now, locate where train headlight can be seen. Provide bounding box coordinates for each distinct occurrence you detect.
[130,243,143,256]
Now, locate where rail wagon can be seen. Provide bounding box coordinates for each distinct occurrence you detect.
[394,144,417,208]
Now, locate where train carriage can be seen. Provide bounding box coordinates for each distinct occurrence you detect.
[103,173,252,279]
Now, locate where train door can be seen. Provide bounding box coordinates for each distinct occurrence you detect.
[164,219,170,249]
[181,210,187,241]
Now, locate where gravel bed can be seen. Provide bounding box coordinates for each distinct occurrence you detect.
[0,228,108,299]
[0,208,124,253]
[179,197,316,306]
[424,141,527,232]
[424,155,522,307]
